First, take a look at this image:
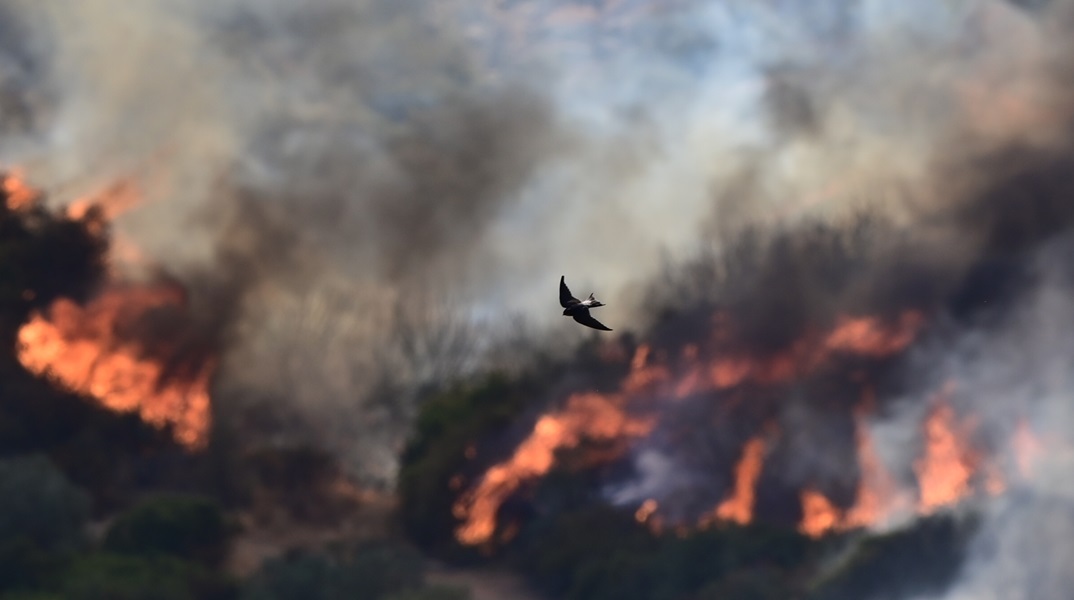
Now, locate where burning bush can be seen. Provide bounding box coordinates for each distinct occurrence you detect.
[0,173,206,509]
[397,370,560,557]
[2,172,219,451]
[0,172,107,350]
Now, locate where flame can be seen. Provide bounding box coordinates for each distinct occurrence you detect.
[798,398,912,538]
[2,170,38,211]
[9,173,211,449]
[622,343,671,393]
[457,291,1053,544]
[455,313,928,545]
[453,390,655,545]
[65,180,143,241]
[799,489,841,538]
[914,401,976,512]
[823,313,924,357]
[710,436,766,525]
[17,287,213,448]
[705,311,924,391]
[797,392,1052,538]
[843,418,908,529]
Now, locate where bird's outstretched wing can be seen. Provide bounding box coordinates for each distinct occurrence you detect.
[573,309,612,331]
[560,275,580,308]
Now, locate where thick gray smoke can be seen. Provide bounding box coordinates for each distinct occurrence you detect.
[1,0,1073,500]
[889,235,1074,600]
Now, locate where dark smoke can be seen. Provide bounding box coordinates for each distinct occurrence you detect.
[607,101,1074,520]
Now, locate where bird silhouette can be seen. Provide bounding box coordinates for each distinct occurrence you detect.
[560,275,612,331]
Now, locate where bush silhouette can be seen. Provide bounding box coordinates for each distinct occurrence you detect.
[241,540,426,600]
[57,553,237,600]
[103,494,233,568]
[807,513,977,600]
[0,454,90,553]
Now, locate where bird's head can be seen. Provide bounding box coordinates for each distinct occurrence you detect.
[562,308,571,316]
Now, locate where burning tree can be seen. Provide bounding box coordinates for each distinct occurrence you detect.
[3,171,217,449]
[0,171,107,353]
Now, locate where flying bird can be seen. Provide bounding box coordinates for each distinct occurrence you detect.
[560,275,612,331]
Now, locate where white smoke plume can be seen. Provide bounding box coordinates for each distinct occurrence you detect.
[891,234,1074,600]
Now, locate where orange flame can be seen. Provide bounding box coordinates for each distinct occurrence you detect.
[797,393,1053,538]
[16,287,213,448]
[710,436,766,525]
[455,312,928,545]
[65,180,142,239]
[798,398,912,538]
[16,289,212,448]
[798,489,841,538]
[705,311,924,391]
[9,173,211,448]
[2,170,38,211]
[823,313,924,357]
[914,401,976,512]
[453,390,655,545]
[843,421,908,529]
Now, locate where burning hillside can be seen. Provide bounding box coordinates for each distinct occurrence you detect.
[5,172,216,449]
[452,329,1055,552]
[451,306,1049,546]
[445,142,1074,549]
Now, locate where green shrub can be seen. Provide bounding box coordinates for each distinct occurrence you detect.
[241,540,426,600]
[693,567,795,600]
[0,537,70,593]
[397,373,541,556]
[56,553,237,600]
[514,504,820,600]
[103,494,233,568]
[808,513,978,600]
[0,455,90,553]
[513,505,656,598]
[0,592,65,600]
[382,586,471,600]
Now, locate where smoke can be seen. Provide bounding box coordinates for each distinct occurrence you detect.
[3,0,1074,491]
[885,233,1074,600]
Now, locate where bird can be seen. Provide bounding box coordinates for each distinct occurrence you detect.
[560,275,612,331]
